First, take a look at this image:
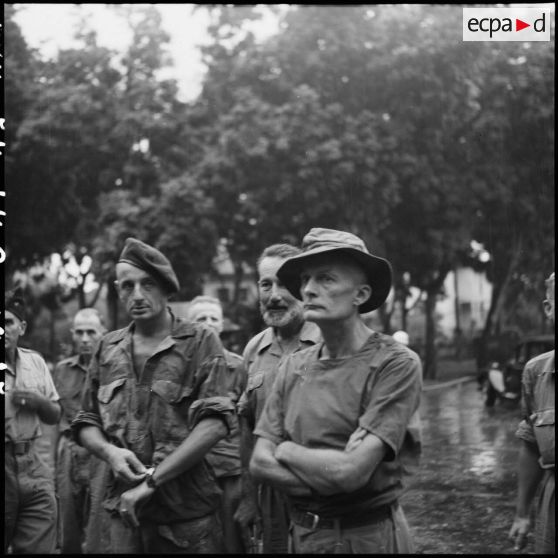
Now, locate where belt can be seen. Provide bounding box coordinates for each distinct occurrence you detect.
[6,440,34,455]
[291,503,394,531]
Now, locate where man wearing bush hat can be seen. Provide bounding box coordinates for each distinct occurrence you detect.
[72,238,236,553]
[250,228,422,554]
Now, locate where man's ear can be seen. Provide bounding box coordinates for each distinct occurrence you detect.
[354,285,372,307]
[20,320,28,336]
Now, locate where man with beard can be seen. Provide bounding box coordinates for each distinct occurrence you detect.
[235,244,321,553]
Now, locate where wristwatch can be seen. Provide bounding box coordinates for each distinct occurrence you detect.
[144,467,158,490]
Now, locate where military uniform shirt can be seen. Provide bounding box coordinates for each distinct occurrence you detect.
[237,321,321,429]
[71,314,236,524]
[206,349,246,478]
[53,355,89,434]
[516,350,555,468]
[254,332,422,518]
[5,348,60,442]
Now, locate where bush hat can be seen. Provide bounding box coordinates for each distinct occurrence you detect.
[118,237,180,294]
[6,288,27,322]
[276,228,392,313]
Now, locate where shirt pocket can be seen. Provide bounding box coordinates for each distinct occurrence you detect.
[150,379,193,443]
[531,408,555,467]
[246,372,264,393]
[97,377,127,437]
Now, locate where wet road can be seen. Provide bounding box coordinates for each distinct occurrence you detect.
[401,380,535,554]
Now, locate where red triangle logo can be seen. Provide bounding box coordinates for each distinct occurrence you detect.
[516,19,530,32]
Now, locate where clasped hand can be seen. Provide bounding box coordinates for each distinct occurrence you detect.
[106,446,154,528]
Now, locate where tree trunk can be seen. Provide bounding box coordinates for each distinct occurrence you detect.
[106,279,119,331]
[480,237,523,351]
[86,280,104,308]
[401,295,408,332]
[49,308,57,362]
[378,304,392,333]
[77,276,87,309]
[231,260,244,307]
[423,289,438,380]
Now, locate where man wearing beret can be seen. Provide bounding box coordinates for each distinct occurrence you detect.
[71,238,236,553]
[250,228,422,553]
[5,290,62,554]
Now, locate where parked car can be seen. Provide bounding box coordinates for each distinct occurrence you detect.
[484,334,554,407]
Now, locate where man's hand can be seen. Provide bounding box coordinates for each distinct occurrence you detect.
[509,515,531,550]
[11,389,45,411]
[274,440,293,463]
[106,446,148,483]
[234,491,261,530]
[118,481,155,528]
[344,427,368,452]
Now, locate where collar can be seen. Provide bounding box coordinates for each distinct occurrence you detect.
[107,308,196,346]
[65,354,90,371]
[543,349,555,373]
[256,321,321,355]
[5,348,21,376]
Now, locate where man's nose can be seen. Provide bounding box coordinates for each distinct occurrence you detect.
[270,283,283,300]
[302,277,317,297]
[131,283,145,299]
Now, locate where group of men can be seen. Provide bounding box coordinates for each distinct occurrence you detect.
[4,229,554,554]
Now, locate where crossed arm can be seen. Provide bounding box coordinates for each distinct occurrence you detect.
[250,426,388,496]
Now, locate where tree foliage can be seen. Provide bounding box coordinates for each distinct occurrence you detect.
[5,5,554,371]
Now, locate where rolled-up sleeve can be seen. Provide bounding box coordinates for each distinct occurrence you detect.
[253,360,288,446]
[358,353,422,460]
[515,362,536,445]
[71,340,103,444]
[191,328,237,433]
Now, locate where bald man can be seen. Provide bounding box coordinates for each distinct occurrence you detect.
[53,308,106,553]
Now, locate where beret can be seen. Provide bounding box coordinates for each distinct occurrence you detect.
[118,237,180,294]
[6,288,27,322]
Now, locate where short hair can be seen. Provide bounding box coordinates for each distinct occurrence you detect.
[189,295,222,309]
[545,272,555,299]
[73,308,105,328]
[256,243,301,269]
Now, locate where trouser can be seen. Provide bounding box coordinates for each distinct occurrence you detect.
[535,469,555,554]
[260,483,290,554]
[5,443,58,554]
[56,434,91,553]
[83,456,112,554]
[107,512,225,554]
[289,502,414,554]
[217,474,247,554]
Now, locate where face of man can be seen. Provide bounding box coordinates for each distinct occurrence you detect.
[258,256,304,330]
[4,311,26,353]
[71,313,104,357]
[115,262,169,322]
[189,302,224,334]
[299,255,371,323]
